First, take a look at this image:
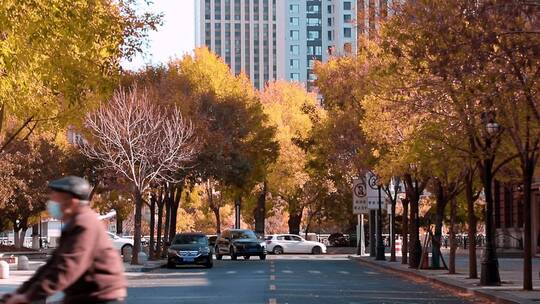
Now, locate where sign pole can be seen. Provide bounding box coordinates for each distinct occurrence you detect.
[360,213,365,255]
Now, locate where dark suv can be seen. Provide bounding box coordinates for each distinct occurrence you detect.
[167,233,213,268]
[215,229,266,260]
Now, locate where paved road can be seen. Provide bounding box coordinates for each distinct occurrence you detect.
[126,255,474,304]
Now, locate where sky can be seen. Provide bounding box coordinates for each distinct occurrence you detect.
[121,0,196,71]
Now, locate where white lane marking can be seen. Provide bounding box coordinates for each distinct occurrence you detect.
[226,271,237,274]
[282,270,293,274]
[364,271,379,275]
[338,271,350,274]
[254,270,265,274]
[308,270,321,274]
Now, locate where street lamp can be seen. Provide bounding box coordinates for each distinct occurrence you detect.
[480,116,501,286]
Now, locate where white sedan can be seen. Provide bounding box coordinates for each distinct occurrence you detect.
[265,234,327,254]
[107,232,134,256]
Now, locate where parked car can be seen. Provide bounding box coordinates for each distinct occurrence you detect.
[207,235,218,247]
[107,232,134,256]
[167,232,213,268]
[215,229,266,260]
[328,233,349,247]
[265,234,327,255]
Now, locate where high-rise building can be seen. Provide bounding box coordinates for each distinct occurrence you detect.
[195,0,358,90]
[356,0,395,39]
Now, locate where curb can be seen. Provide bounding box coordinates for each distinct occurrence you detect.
[348,256,527,304]
[125,262,165,273]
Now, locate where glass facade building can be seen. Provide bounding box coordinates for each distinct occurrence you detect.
[196,0,358,90]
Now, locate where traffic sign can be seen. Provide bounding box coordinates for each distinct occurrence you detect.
[366,172,387,210]
[352,177,368,214]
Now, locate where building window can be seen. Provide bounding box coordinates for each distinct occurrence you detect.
[290,30,299,40]
[344,42,352,53]
[245,0,250,20]
[344,27,352,38]
[344,1,352,10]
[307,18,321,26]
[205,0,211,19]
[254,0,259,21]
[327,18,332,26]
[307,30,320,41]
[308,73,317,81]
[263,0,269,21]
[289,59,299,69]
[225,0,231,20]
[290,45,300,55]
[289,4,299,13]
[290,17,299,26]
[327,5,332,14]
[308,59,316,69]
[308,45,322,56]
[290,73,300,81]
[328,30,332,41]
[215,0,222,20]
[344,14,352,23]
[307,4,320,13]
[234,0,241,20]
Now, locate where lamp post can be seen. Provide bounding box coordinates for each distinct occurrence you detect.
[376,185,386,260]
[480,118,501,286]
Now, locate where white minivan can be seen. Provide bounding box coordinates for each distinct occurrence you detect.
[265,234,327,255]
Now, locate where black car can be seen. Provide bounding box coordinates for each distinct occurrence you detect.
[215,229,266,260]
[167,233,213,268]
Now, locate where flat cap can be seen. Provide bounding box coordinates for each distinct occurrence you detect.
[48,176,91,201]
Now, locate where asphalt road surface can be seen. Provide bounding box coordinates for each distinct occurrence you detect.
[126,255,474,304]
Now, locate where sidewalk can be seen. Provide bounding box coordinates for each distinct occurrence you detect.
[349,252,540,304]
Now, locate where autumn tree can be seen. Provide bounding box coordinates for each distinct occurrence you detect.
[82,86,196,264]
[0,0,160,150]
[0,136,64,248]
[260,81,322,235]
[171,48,278,234]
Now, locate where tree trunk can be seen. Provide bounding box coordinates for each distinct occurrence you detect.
[168,183,183,242]
[116,214,123,235]
[288,209,303,235]
[149,195,156,260]
[402,198,409,265]
[479,156,501,286]
[156,199,164,258]
[18,228,28,248]
[132,190,143,265]
[409,197,421,268]
[449,198,458,274]
[523,159,534,291]
[432,184,447,269]
[465,172,478,279]
[390,197,397,262]
[254,181,267,235]
[213,207,221,234]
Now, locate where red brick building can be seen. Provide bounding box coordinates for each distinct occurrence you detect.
[494,180,540,256]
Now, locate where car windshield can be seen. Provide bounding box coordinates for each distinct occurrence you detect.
[231,230,257,240]
[173,235,208,245]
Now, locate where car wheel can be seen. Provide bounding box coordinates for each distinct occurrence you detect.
[230,247,237,260]
[273,246,284,255]
[244,255,250,260]
[121,244,133,256]
[166,261,176,269]
[312,246,322,255]
[259,254,266,260]
[216,254,223,260]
